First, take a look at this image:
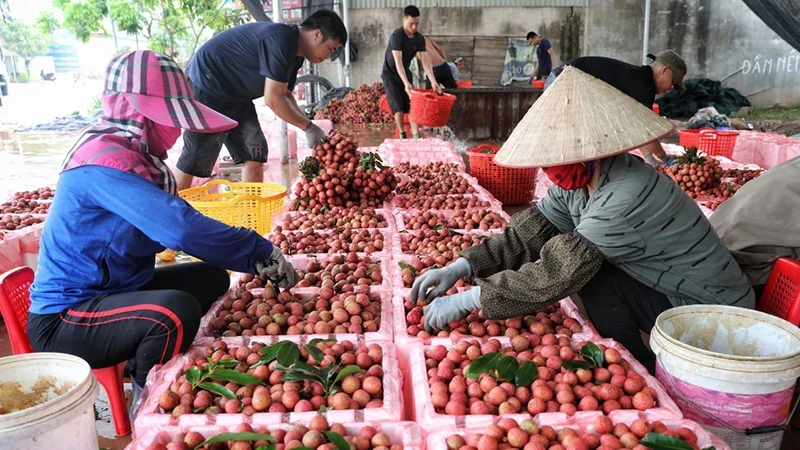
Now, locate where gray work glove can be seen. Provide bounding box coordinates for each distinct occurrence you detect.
[304,122,327,147]
[423,287,482,333]
[410,257,472,302]
[645,152,677,167]
[256,246,298,290]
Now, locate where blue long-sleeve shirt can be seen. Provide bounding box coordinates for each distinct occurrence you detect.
[29,166,273,315]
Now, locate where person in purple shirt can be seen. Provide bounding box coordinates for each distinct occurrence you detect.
[27,51,299,413]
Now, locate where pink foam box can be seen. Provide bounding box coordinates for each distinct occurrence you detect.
[134,338,404,434]
[391,295,600,349]
[391,228,500,263]
[388,193,500,212]
[128,421,424,450]
[406,334,683,434]
[271,208,395,233]
[195,284,394,345]
[265,228,390,258]
[424,416,729,450]
[394,209,509,234]
[286,254,393,292]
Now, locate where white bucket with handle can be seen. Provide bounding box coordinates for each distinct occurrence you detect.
[651,305,800,450]
[0,353,99,449]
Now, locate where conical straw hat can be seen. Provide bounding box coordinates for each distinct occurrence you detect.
[495,66,675,168]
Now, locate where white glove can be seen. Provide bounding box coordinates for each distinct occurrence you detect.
[304,123,326,147]
[423,287,482,333]
[410,257,472,302]
[257,247,298,289]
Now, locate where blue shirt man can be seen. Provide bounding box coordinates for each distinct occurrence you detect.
[527,32,556,80]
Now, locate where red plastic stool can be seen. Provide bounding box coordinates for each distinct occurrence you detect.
[0,266,132,437]
[757,258,800,326]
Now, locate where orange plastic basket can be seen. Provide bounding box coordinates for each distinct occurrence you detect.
[379,94,409,124]
[697,130,739,159]
[409,89,457,128]
[677,128,714,148]
[757,258,800,326]
[379,94,391,115]
[467,144,538,205]
[179,180,286,235]
[455,80,473,89]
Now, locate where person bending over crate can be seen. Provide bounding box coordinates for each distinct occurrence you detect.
[411,67,754,375]
[544,50,686,167]
[27,51,299,414]
[174,10,348,190]
[710,156,800,299]
[381,5,442,139]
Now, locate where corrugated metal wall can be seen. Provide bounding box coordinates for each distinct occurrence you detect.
[350,0,587,9]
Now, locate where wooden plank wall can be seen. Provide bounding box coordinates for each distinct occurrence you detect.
[426,35,511,86]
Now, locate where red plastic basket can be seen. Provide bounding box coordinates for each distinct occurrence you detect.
[379,94,391,115]
[467,144,538,205]
[379,94,409,124]
[677,127,714,148]
[531,79,545,89]
[455,80,473,89]
[408,89,456,128]
[698,130,739,159]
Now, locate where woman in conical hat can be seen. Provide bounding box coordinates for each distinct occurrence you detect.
[411,67,754,373]
[27,51,298,413]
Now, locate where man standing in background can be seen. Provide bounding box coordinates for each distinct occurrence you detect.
[527,32,556,81]
[381,5,442,139]
[449,56,464,82]
[423,37,457,89]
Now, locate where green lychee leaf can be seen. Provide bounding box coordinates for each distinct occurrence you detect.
[464,352,501,379]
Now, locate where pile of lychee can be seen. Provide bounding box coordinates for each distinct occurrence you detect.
[444,416,700,450]
[145,415,404,450]
[405,301,582,340]
[294,254,384,290]
[279,206,388,231]
[209,283,382,337]
[157,341,384,417]
[269,226,385,255]
[424,339,657,417]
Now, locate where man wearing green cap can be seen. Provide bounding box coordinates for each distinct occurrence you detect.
[545,50,687,165]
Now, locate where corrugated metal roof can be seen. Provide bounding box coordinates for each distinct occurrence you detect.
[350,0,587,8]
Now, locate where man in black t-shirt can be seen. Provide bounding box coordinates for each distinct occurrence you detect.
[175,11,347,190]
[545,50,687,165]
[381,5,441,139]
[527,32,556,80]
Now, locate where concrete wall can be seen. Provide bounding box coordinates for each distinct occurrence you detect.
[349,6,584,87]
[584,0,800,107]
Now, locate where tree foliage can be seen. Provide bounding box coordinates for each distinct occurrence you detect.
[0,20,52,74]
[52,0,251,64]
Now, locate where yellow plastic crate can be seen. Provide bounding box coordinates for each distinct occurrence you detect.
[179,180,287,235]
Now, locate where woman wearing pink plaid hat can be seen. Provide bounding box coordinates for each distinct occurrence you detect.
[26,50,298,412]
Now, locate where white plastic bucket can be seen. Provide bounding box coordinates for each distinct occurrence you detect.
[0,353,100,449]
[651,305,800,450]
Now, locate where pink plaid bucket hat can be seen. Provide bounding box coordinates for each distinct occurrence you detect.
[105,50,237,133]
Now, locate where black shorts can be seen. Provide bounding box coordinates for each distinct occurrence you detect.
[426,63,457,89]
[177,85,268,178]
[381,72,410,115]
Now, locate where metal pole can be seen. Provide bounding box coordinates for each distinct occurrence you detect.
[642,0,650,65]
[343,0,351,87]
[274,0,290,165]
